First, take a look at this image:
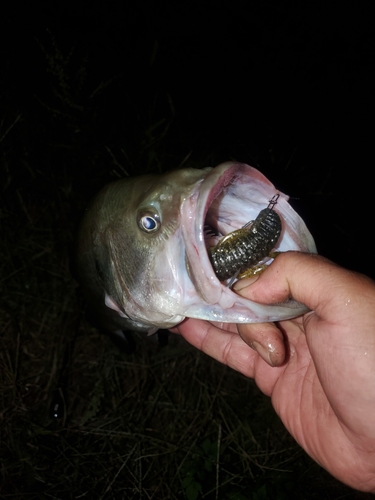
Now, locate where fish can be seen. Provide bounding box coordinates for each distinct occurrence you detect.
[74,161,317,340]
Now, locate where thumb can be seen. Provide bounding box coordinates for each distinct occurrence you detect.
[236,251,369,322]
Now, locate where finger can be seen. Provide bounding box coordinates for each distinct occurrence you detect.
[174,318,258,378]
[238,321,286,367]
[168,326,181,334]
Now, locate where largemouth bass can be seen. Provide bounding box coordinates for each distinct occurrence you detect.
[74,162,316,338]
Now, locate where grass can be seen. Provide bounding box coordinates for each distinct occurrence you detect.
[1,20,373,500]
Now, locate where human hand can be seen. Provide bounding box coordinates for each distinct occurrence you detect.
[171,252,375,491]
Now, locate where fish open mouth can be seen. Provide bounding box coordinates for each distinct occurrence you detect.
[178,161,318,321]
[181,161,316,310]
[181,161,282,303]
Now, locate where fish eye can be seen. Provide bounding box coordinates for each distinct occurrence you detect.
[137,210,161,233]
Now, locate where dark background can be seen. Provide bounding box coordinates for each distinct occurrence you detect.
[2,1,374,276]
[1,2,374,498]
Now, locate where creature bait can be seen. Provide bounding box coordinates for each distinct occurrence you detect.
[209,194,282,282]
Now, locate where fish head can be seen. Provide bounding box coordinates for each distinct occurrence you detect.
[75,162,317,333]
[76,168,211,331]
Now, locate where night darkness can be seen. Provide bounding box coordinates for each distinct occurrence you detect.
[3,2,374,274]
[1,2,374,498]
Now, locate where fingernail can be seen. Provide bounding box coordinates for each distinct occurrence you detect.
[233,275,260,292]
[250,341,275,367]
